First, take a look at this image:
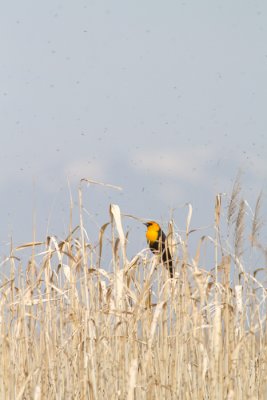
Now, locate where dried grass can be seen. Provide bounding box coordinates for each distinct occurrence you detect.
[0,186,266,399]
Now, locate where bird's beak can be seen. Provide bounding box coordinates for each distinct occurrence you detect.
[143,222,149,227]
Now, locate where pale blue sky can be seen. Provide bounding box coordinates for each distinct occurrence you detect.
[0,1,266,254]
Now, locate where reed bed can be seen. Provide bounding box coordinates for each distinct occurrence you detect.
[0,182,266,399]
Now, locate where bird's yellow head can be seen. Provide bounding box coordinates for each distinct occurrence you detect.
[144,221,161,244]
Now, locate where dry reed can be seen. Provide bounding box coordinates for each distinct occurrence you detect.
[0,183,266,399]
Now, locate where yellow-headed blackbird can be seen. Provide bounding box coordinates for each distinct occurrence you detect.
[144,221,173,278]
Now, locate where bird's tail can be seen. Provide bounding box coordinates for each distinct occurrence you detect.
[162,247,173,278]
